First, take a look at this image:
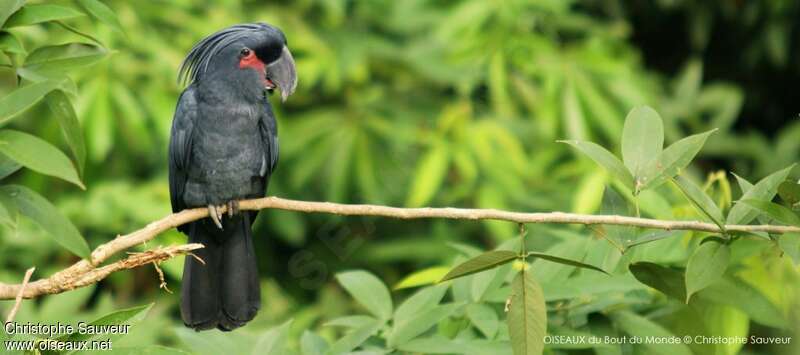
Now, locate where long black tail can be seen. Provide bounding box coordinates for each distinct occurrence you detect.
[180,213,261,331]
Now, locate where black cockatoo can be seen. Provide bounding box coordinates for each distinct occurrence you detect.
[168,23,296,331]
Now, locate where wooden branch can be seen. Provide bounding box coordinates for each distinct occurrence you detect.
[1,196,798,300]
[4,267,34,324]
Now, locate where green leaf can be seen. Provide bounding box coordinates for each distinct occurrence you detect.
[466,303,499,338]
[0,129,84,188]
[610,311,692,355]
[22,43,107,76]
[0,0,24,27]
[76,0,123,34]
[389,302,462,347]
[335,270,393,320]
[393,285,448,327]
[406,144,449,207]
[61,303,152,342]
[739,199,800,226]
[325,318,381,355]
[778,180,800,205]
[0,152,21,179]
[621,106,663,182]
[779,233,800,265]
[525,252,608,275]
[0,185,88,258]
[440,250,518,282]
[507,270,546,355]
[673,175,725,231]
[727,165,795,225]
[0,31,25,55]
[45,90,86,177]
[0,80,62,124]
[639,129,716,191]
[300,331,328,355]
[697,276,788,328]
[252,319,292,355]
[4,4,84,27]
[394,266,450,289]
[323,315,376,328]
[629,262,686,302]
[685,240,730,302]
[625,230,681,249]
[559,140,634,189]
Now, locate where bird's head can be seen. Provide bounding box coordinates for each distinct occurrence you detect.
[179,23,297,102]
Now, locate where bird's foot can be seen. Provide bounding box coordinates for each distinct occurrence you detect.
[227,200,240,217]
[207,204,224,229]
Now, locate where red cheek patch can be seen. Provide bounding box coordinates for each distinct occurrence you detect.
[239,52,265,71]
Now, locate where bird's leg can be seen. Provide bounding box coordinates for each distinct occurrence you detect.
[207,204,223,229]
[227,200,240,217]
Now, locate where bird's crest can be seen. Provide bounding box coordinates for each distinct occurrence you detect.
[178,23,270,85]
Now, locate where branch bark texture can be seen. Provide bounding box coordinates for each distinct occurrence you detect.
[1,196,798,300]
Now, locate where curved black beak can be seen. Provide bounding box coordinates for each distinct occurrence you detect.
[266,46,297,102]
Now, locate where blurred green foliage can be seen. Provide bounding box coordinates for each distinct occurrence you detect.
[1,0,800,354]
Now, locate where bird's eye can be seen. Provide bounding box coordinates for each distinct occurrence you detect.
[240,48,251,57]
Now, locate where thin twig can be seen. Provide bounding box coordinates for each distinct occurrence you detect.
[0,196,798,300]
[4,267,35,324]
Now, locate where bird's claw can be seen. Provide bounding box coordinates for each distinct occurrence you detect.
[208,204,223,229]
[227,200,239,217]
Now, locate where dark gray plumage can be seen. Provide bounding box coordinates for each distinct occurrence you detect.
[169,23,296,331]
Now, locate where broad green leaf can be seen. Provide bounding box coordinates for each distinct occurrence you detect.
[629,262,686,301]
[640,129,716,191]
[779,233,800,265]
[621,106,663,182]
[466,303,499,338]
[0,152,20,179]
[732,173,754,194]
[336,270,393,320]
[389,302,462,346]
[0,129,84,188]
[0,0,24,27]
[4,4,84,27]
[626,230,681,248]
[252,320,292,355]
[685,240,730,302]
[727,165,795,225]
[394,266,450,289]
[778,180,800,205]
[325,318,381,355]
[323,315,376,328]
[739,199,800,226]
[673,176,725,231]
[697,276,787,328]
[0,80,62,124]
[0,31,25,55]
[0,185,88,258]
[406,143,449,207]
[175,327,252,355]
[610,311,692,355]
[394,285,448,326]
[525,252,608,275]
[46,90,86,177]
[440,250,518,282]
[559,140,634,189]
[77,0,123,34]
[22,43,107,76]
[300,331,328,355]
[507,270,546,355]
[60,303,152,342]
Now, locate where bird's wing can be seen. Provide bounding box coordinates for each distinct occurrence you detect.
[168,86,198,222]
[258,104,280,180]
